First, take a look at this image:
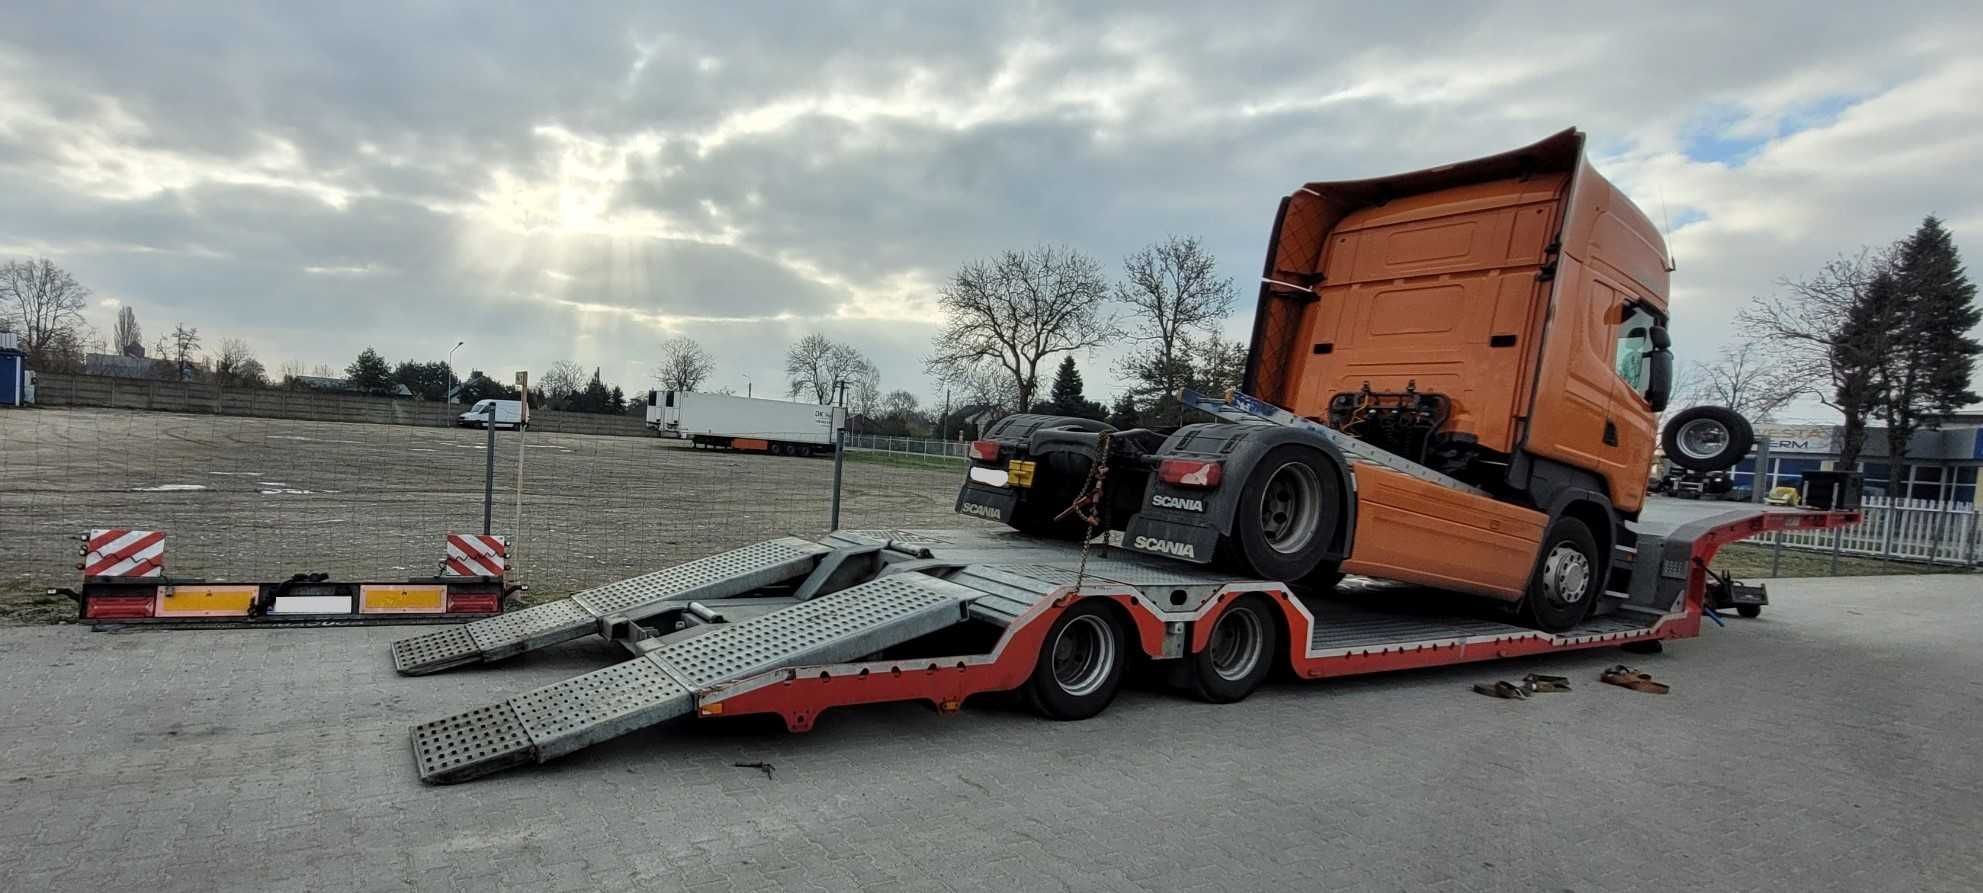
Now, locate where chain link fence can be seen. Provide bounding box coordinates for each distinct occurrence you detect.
[0,407,983,601]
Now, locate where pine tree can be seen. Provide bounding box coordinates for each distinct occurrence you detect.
[609,385,626,415]
[346,347,393,393]
[580,367,613,414]
[1898,216,1980,417]
[1878,217,1981,493]
[1107,392,1141,429]
[1048,356,1084,410]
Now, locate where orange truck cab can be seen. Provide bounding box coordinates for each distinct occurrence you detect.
[958,129,1753,632]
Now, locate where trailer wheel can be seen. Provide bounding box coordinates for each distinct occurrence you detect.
[1662,406,1754,472]
[1522,516,1600,632]
[1222,445,1342,581]
[1736,604,1762,619]
[1186,594,1281,703]
[1026,601,1126,720]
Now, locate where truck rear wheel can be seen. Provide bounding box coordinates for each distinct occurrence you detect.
[1025,601,1126,720]
[1522,516,1600,632]
[1221,445,1342,581]
[1185,594,1280,703]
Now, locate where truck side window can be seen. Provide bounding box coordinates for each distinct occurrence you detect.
[1613,306,1659,396]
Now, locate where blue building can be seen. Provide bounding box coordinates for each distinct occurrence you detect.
[1736,416,1983,504]
[0,332,29,407]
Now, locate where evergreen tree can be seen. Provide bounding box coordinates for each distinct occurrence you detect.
[346,347,393,393]
[609,385,627,415]
[1898,216,1980,418]
[1038,356,1106,419]
[579,367,613,414]
[1107,392,1141,429]
[1877,217,1981,493]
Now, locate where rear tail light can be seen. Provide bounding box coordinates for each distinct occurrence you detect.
[446,593,502,614]
[84,595,155,619]
[1158,459,1223,488]
[968,440,1001,462]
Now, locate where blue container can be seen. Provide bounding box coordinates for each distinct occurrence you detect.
[0,351,22,406]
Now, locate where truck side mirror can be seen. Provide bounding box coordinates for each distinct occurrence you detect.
[1645,346,1674,412]
[1649,325,1671,350]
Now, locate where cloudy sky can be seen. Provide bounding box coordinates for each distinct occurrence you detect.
[2,2,1978,417]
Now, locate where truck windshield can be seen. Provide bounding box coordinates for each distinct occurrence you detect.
[1614,305,1661,398]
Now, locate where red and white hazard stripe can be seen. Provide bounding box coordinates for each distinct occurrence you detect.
[443,533,508,578]
[84,529,166,577]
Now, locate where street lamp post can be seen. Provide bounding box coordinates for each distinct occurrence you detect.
[741,373,752,398]
[446,340,464,405]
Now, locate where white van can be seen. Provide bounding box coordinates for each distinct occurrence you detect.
[456,399,526,430]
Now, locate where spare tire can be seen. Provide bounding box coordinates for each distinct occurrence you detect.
[1662,406,1754,472]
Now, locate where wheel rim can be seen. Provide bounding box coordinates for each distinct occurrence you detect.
[1208,605,1266,682]
[1675,418,1730,461]
[1259,461,1323,554]
[1050,614,1116,696]
[1541,542,1593,605]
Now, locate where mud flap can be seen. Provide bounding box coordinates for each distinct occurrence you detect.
[954,483,1017,524]
[1121,514,1221,565]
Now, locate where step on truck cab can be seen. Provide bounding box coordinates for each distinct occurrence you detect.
[958,128,1763,631]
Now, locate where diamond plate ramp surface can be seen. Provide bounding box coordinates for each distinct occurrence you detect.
[390,537,830,675]
[652,573,974,687]
[410,572,978,782]
[572,537,829,618]
[411,703,534,784]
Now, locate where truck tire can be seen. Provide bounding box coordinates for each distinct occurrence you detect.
[1185,593,1281,703]
[1522,516,1601,632]
[1221,444,1343,582]
[1025,600,1126,720]
[1662,406,1754,472]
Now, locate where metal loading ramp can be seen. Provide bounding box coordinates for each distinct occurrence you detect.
[390,537,831,675]
[411,571,976,783]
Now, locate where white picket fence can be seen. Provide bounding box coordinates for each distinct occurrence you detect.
[1766,496,1979,565]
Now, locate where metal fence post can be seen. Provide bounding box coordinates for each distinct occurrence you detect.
[1829,525,1843,576]
[830,427,846,531]
[1751,438,1771,503]
[483,404,497,535]
[1770,530,1783,577]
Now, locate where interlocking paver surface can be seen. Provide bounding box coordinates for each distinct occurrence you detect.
[3,574,1980,891]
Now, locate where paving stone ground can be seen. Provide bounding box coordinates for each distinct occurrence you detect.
[2,575,1980,892]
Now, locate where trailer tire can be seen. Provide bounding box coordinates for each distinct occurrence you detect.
[1222,444,1343,581]
[1026,601,1126,720]
[1186,594,1281,703]
[1736,604,1762,619]
[1522,516,1601,632]
[1662,406,1754,472]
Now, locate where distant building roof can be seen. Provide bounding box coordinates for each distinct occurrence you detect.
[84,353,160,379]
[287,375,413,398]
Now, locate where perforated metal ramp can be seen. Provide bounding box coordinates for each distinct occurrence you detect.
[410,571,976,783]
[391,537,830,675]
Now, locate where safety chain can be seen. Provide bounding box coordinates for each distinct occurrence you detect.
[1053,431,1112,593]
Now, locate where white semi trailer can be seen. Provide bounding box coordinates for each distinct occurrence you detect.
[644,390,846,456]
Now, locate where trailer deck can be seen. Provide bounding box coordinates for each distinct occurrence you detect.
[393,505,1856,784]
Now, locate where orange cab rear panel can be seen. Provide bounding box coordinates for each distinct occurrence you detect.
[1341,465,1545,601]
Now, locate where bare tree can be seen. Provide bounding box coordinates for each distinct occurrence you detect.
[113,306,144,357]
[848,361,882,418]
[1,258,92,366]
[785,334,873,404]
[540,360,586,407]
[214,338,268,388]
[653,336,716,392]
[1738,250,1895,469]
[1691,342,1802,423]
[1116,237,1236,421]
[927,245,1116,411]
[169,324,202,381]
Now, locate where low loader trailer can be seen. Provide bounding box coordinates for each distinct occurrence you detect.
[393,495,1853,784]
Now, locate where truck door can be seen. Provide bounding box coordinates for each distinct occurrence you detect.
[1607,304,1662,513]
